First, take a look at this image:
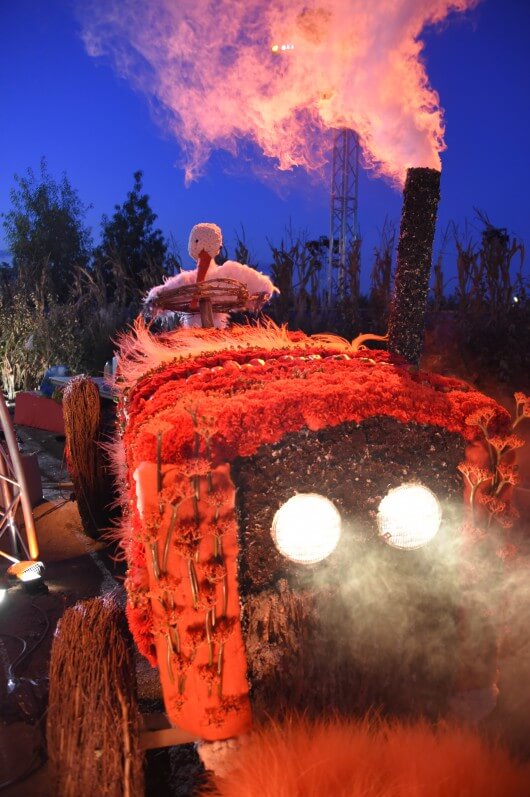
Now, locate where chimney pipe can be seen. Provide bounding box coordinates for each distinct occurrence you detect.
[388,167,441,366]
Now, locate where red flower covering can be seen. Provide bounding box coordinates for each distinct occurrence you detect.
[122,349,508,475]
[113,321,513,738]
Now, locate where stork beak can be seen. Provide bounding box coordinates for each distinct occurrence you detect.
[196,249,211,283]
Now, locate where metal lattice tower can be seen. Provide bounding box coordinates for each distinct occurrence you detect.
[327,128,361,301]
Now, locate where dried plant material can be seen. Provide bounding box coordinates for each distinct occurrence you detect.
[148,278,250,315]
[63,375,113,538]
[47,594,144,797]
[205,716,530,797]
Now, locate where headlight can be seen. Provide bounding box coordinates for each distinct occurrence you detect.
[377,483,441,550]
[271,493,342,564]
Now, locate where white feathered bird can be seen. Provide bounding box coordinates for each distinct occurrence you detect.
[145,223,278,327]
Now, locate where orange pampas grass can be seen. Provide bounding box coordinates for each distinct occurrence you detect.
[205,716,530,797]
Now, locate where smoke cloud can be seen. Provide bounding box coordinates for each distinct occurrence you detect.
[79,0,477,184]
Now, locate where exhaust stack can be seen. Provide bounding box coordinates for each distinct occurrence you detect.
[388,167,441,366]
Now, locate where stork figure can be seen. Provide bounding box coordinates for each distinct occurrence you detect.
[145,223,278,328]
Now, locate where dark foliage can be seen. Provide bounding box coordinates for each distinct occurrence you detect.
[93,170,169,305]
[2,158,91,301]
[1,160,527,393]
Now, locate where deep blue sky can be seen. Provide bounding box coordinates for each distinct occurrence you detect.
[1,0,529,290]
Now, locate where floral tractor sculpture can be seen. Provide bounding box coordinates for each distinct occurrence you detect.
[46,219,530,797]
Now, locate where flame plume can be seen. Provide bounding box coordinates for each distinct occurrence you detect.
[79,0,477,185]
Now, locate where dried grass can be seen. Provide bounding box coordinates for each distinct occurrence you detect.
[47,594,144,797]
[63,375,109,538]
[206,716,530,797]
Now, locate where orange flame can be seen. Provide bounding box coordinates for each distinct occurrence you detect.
[80,0,478,185]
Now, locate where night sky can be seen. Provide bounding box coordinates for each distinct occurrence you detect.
[1,0,529,290]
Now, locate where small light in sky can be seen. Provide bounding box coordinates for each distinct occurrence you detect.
[271,43,295,54]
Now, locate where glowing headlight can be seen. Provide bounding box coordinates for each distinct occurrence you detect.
[271,493,342,564]
[377,483,441,550]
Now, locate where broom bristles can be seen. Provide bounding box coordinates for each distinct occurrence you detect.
[62,376,111,538]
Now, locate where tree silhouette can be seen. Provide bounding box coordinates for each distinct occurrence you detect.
[93,170,168,304]
[3,158,91,302]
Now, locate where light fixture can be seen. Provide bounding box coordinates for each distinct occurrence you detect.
[377,483,442,550]
[0,550,44,582]
[271,493,342,564]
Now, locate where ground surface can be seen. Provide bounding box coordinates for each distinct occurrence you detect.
[1,375,530,795]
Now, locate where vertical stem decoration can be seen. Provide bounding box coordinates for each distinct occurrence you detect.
[162,505,178,574]
[213,506,220,556]
[388,167,441,366]
[166,634,174,684]
[188,559,199,609]
[205,611,214,666]
[217,643,224,699]
[216,531,228,616]
[150,542,161,582]
[170,626,180,655]
[193,476,201,526]
[156,431,163,495]
[221,573,228,617]
[470,484,478,525]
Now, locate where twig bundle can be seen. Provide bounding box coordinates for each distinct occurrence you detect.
[149,278,250,314]
[47,595,144,797]
[63,375,110,538]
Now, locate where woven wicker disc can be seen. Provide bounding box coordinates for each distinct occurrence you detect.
[152,277,251,314]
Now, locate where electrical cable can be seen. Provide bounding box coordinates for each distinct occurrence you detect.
[0,632,27,684]
[10,599,51,675]
[0,709,46,791]
[0,597,52,790]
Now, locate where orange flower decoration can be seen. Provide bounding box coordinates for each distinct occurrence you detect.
[125,581,150,610]
[489,435,525,455]
[170,651,193,676]
[514,392,530,427]
[465,407,497,431]
[457,462,492,486]
[173,521,202,558]
[198,663,220,685]
[185,623,206,650]
[211,616,237,644]
[198,558,227,583]
[206,696,248,727]
[460,522,487,546]
[496,542,518,562]
[479,495,519,528]
[196,580,218,611]
[496,462,520,486]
